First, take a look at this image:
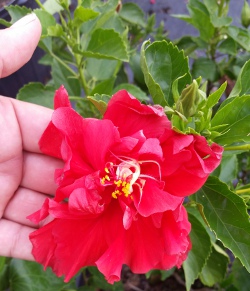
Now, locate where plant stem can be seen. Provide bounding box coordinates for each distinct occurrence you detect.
[34,0,46,10]
[69,96,85,101]
[51,52,78,77]
[75,54,89,96]
[224,144,250,151]
[236,188,250,194]
[73,26,89,96]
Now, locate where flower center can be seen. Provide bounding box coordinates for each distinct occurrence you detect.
[100,159,140,199]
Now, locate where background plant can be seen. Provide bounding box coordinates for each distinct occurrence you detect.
[1,0,250,290]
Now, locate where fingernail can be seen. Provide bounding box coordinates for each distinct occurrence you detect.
[11,13,37,28]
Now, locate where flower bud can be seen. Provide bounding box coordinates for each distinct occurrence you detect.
[176,80,203,118]
[241,1,250,28]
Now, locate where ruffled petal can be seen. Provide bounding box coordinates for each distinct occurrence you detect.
[124,215,164,273]
[161,130,223,197]
[104,90,170,139]
[133,179,183,217]
[96,233,125,284]
[52,110,120,171]
[39,122,64,159]
[138,138,163,161]
[30,217,109,282]
[54,85,71,109]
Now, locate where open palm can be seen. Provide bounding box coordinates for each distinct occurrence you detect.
[0,14,63,260]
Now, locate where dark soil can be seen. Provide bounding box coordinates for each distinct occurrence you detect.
[121,267,211,291]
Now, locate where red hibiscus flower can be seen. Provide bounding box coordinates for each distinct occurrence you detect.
[28,87,223,283]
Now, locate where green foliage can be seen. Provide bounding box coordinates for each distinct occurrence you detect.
[183,213,212,290]
[213,153,238,185]
[173,0,250,97]
[141,40,191,106]
[16,83,55,108]
[229,258,250,291]
[194,176,250,273]
[211,95,250,145]
[8,259,76,291]
[199,244,229,287]
[84,267,123,291]
[229,59,250,97]
[87,94,110,115]
[3,1,250,290]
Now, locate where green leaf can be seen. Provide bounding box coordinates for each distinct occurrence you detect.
[9,259,76,291]
[213,153,238,184]
[34,9,57,36]
[0,257,9,291]
[113,84,150,102]
[199,244,229,287]
[47,24,64,37]
[183,213,212,291]
[226,26,250,51]
[87,266,123,291]
[206,81,227,109]
[192,57,219,82]
[211,95,250,145]
[5,5,31,24]
[129,53,146,87]
[203,0,218,13]
[86,58,119,81]
[119,3,146,27]
[43,0,64,14]
[90,78,115,95]
[0,256,5,273]
[141,40,191,106]
[218,37,237,56]
[146,268,175,281]
[87,94,110,115]
[174,36,198,56]
[229,59,250,97]
[16,83,55,108]
[73,7,99,25]
[230,258,250,291]
[194,176,250,273]
[0,265,9,291]
[187,0,215,42]
[171,14,193,25]
[51,59,81,97]
[84,28,128,62]
[210,15,232,28]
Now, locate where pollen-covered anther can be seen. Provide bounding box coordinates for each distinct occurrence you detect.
[112,179,132,199]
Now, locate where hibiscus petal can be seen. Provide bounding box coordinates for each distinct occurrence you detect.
[104,90,170,138]
[52,109,120,171]
[27,198,50,224]
[123,215,164,273]
[54,86,71,109]
[39,122,64,159]
[161,206,191,255]
[30,221,57,268]
[155,206,191,270]
[69,187,104,216]
[133,179,183,216]
[96,234,125,284]
[30,217,109,282]
[138,138,163,161]
[161,131,223,197]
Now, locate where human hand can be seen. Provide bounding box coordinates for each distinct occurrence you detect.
[0,14,63,260]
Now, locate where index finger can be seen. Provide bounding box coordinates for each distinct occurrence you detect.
[10,97,53,153]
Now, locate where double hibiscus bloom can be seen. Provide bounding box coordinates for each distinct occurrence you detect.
[28,87,223,283]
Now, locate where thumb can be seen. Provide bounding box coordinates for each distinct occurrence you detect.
[0,13,42,78]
